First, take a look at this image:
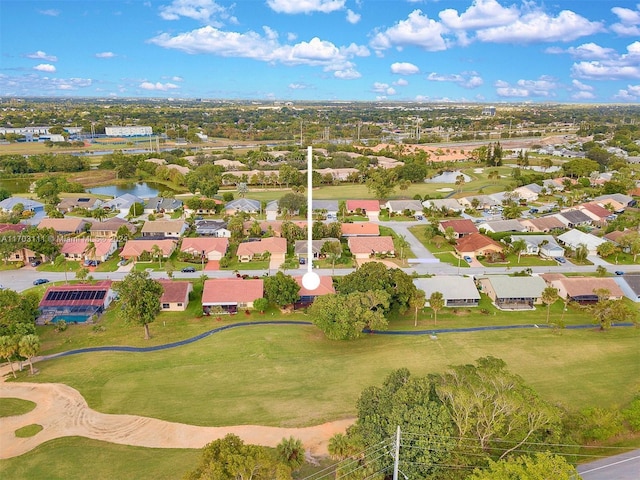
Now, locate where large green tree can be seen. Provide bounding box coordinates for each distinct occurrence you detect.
[114,271,164,339]
[0,290,39,337]
[263,272,300,307]
[18,334,40,375]
[0,335,18,378]
[467,452,582,480]
[309,290,390,340]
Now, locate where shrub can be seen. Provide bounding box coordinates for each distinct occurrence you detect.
[54,320,67,332]
[579,407,625,441]
[622,396,640,432]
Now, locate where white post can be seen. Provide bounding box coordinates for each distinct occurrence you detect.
[393,425,401,480]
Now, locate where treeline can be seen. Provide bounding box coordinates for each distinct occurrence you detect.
[0,154,88,175]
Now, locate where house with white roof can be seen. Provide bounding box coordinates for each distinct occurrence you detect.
[413,276,480,308]
[102,193,144,216]
[557,229,606,255]
[513,183,543,202]
[510,235,565,258]
[477,275,546,310]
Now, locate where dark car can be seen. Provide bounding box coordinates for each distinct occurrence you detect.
[181,266,196,273]
[33,278,49,285]
[554,257,566,264]
[615,270,625,276]
[30,260,41,267]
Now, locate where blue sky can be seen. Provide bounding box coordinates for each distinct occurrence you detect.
[1,0,639,102]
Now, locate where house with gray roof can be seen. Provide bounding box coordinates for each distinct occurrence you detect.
[510,235,565,258]
[413,276,480,308]
[384,199,423,214]
[294,238,340,260]
[616,275,640,303]
[477,275,547,310]
[144,197,183,214]
[513,183,543,202]
[102,193,144,216]
[0,196,44,213]
[478,219,528,234]
[422,198,464,213]
[555,210,592,229]
[195,220,230,237]
[225,198,261,214]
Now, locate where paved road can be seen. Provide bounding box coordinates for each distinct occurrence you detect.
[577,448,640,480]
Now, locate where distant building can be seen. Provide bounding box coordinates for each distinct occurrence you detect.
[482,106,496,116]
[105,126,152,136]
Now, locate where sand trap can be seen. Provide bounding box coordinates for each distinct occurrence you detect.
[0,373,353,459]
[436,187,454,192]
[473,168,484,173]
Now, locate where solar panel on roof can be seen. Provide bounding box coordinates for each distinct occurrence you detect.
[96,291,105,299]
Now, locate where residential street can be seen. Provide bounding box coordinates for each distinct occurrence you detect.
[577,449,640,480]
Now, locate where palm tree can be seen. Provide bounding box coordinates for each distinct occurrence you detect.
[328,433,351,461]
[151,244,163,268]
[575,243,588,263]
[18,334,40,375]
[276,436,305,471]
[429,291,445,325]
[397,234,410,266]
[83,241,97,265]
[510,239,527,264]
[92,207,107,222]
[0,335,18,378]
[541,286,558,324]
[410,289,426,327]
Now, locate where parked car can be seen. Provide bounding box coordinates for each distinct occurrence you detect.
[84,259,99,267]
[554,257,566,264]
[30,260,41,267]
[463,256,472,263]
[181,266,196,273]
[33,278,49,285]
[615,270,625,276]
[118,259,127,266]
[299,257,306,265]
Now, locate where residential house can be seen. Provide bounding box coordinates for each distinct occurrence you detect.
[158,280,193,312]
[341,223,380,237]
[236,237,287,265]
[180,237,229,261]
[510,235,565,258]
[312,200,339,218]
[57,196,103,213]
[101,194,145,216]
[0,223,44,264]
[265,200,279,221]
[542,178,565,192]
[518,216,565,233]
[592,193,635,211]
[513,183,543,202]
[457,195,500,210]
[346,200,380,220]
[294,238,341,260]
[38,281,116,323]
[120,239,177,261]
[578,203,615,225]
[555,210,592,229]
[455,233,504,258]
[225,198,261,215]
[293,275,336,308]
[0,196,44,214]
[242,220,307,238]
[143,197,184,214]
[202,278,264,314]
[37,217,89,235]
[477,275,546,310]
[439,219,478,239]
[195,220,230,237]
[413,276,480,307]
[60,237,118,262]
[347,236,395,259]
[183,197,223,216]
[422,198,464,213]
[89,217,136,239]
[384,199,423,215]
[616,274,640,303]
[541,274,624,304]
[477,219,528,234]
[141,219,187,238]
[557,229,606,255]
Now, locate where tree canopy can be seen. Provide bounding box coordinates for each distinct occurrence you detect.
[114,271,164,339]
[263,272,300,307]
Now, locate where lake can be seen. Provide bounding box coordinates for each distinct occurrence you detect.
[88,182,164,198]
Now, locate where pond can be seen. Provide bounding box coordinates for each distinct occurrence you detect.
[87,182,166,198]
[425,171,472,183]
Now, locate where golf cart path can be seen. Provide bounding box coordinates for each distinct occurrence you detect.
[0,377,354,459]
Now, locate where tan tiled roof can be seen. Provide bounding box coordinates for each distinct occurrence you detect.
[141,220,186,234]
[90,217,136,234]
[202,278,264,304]
[340,223,380,236]
[181,237,229,255]
[456,233,503,253]
[346,200,381,212]
[440,219,478,234]
[347,235,395,254]
[60,238,115,256]
[553,276,624,298]
[520,216,565,231]
[120,239,176,258]
[37,217,88,233]
[236,237,287,256]
[158,280,192,304]
[293,275,335,296]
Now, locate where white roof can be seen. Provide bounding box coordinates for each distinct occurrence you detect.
[413,276,480,301]
[480,275,546,299]
[557,229,606,250]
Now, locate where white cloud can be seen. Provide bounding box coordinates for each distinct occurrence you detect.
[571,91,595,100]
[26,51,58,62]
[370,9,447,52]
[572,41,640,80]
[170,76,184,82]
[267,0,345,14]
[427,71,483,88]
[139,81,180,91]
[494,76,558,98]
[346,9,361,24]
[334,68,361,79]
[38,9,60,16]
[477,9,603,44]
[394,78,409,86]
[611,5,640,36]
[390,62,419,75]
[565,43,616,60]
[34,64,56,72]
[0,74,92,95]
[372,82,396,95]
[439,0,519,30]
[149,26,368,79]
[95,52,116,58]
[288,83,308,89]
[571,79,594,91]
[159,0,229,25]
[613,84,640,101]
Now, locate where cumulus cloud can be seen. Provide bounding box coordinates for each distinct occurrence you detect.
[346,9,361,24]
[439,0,519,30]
[614,84,640,101]
[372,82,396,95]
[476,9,604,43]
[267,0,345,14]
[370,9,447,52]
[611,5,640,36]
[34,64,56,72]
[38,9,60,16]
[159,0,230,25]
[572,41,640,80]
[0,74,92,95]
[390,62,419,75]
[427,71,483,88]
[494,76,558,98]
[571,90,595,100]
[149,26,368,79]
[288,83,309,89]
[139,81,180,91]
[26,51,58,62]
[562,43,617,60]
[393,78,409,86]
[95,52,116,58]
[572,79,594,91]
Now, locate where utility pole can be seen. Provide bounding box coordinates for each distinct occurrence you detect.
[393,426,401,480]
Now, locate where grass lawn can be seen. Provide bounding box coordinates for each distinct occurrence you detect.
[94,256,122,272]
[36,261,82,273]
[0,398,36,417]
[605,251,639,266]
[478,253,557,268]
[0,437,200,480]
[15,424,43,438]
[0,262,23,271]
[407,225,469,267]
